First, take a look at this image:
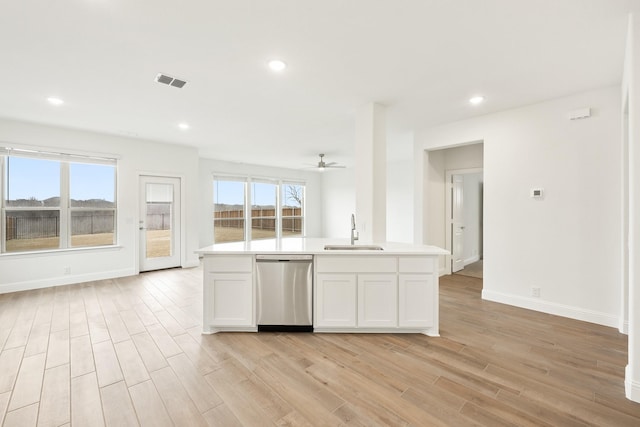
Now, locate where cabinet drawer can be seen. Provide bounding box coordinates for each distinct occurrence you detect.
[205,255,253,272]
[398,257,434,273]
[316,256,397,273]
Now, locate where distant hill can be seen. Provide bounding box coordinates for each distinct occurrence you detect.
[215,204,246,211]
[6,197,114,208]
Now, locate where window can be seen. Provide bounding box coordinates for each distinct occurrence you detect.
[282,183,304,237]
[213,177,305,243]
[214,179,246,243]
[1,148,117,253]
[5,157,61,252]
[70,163,116,248]
[251,181,277,241]
[144,182,173,258]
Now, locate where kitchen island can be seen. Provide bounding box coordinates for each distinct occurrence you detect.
[196,238,448,336]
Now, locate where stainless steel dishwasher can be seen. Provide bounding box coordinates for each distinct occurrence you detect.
[256,254,313,332]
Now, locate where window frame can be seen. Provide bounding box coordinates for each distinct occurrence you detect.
[68,161,118,249]
[249,179,278,241]
[213,176,248,244]
[1,146,118,254]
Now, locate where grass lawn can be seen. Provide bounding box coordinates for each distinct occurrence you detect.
[6,228,302,254]
[214,226,301,243]
[6,230,170,259]
[6,233,114,252]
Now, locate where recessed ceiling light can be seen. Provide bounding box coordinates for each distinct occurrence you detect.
[469,96,485,105]
[178,122,190,130]
[268,59,287,72]
[47,97,64,106]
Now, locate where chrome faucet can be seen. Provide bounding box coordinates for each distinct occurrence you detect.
[350,213,359,245]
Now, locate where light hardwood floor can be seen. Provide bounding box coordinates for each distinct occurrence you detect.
[0,267,639,426]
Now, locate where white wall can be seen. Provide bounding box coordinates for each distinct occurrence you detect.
[623,10,640,403]
[198,158,323,247]
[387,132,415,243]
[415,86,622,328]
[0,118,200,293]
[321,168,355,238]
[322,130,416,242]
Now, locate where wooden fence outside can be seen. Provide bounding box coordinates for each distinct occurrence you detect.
[6,216,59,240]
[6,208,298,241]
[214,208,302,232]
[6,212,122,240]
[145,213,171,231]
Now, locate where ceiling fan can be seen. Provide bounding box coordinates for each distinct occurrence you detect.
[306,153,345,171]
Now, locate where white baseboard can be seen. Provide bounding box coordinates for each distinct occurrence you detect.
[182,259,201,268]
[482,289,619,328]
[626,365,640,403]
[0,268,136,294]
[464,255,480,265]
[620,319,629,335]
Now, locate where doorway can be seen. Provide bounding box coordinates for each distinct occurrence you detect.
[445,169,483,278]
[139,175,181,272]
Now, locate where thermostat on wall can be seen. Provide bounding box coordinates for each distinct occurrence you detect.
[530,188,544,199]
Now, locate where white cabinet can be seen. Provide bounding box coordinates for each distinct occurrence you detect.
[316,273,398,329]
[315,274,357,327]
[399,274,434,328]
[208,273,253,327]
[314,255,439,335]
[357,274,397,327]
[199,251,441,336]
[203,255,254,332]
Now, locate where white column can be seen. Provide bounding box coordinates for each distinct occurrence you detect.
[625,11,640,403]
[355,102,386,243]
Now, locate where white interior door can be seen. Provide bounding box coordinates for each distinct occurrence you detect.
[451,174,465,273]
[139,176,181,272]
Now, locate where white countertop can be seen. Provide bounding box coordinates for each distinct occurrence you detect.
[196,237,448,256]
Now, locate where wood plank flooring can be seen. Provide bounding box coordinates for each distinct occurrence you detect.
[0,267,639,426]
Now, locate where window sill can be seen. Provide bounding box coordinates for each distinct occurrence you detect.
[1,245,123,258]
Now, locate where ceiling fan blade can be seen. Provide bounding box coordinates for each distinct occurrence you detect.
[302,154,346,170]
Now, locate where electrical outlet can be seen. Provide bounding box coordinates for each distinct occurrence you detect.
[531,287,541,298]
[64,266,71,275]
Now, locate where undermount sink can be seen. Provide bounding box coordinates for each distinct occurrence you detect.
[324,245,384,251]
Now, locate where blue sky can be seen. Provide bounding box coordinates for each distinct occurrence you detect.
[214,180,302,207]
[6,157,300,206]
[70,163,115,201]
[6,157,115,201]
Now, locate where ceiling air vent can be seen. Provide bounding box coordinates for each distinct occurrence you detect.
[155,73,187,88]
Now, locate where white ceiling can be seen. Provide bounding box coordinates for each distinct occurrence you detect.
[0,0,634,169]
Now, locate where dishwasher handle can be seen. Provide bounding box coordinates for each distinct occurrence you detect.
[256,254,313,261]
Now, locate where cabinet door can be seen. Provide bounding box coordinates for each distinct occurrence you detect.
[316,274,357,327]
[357,274,397,328]
[208,273,253,327]
[398,274,434,327]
